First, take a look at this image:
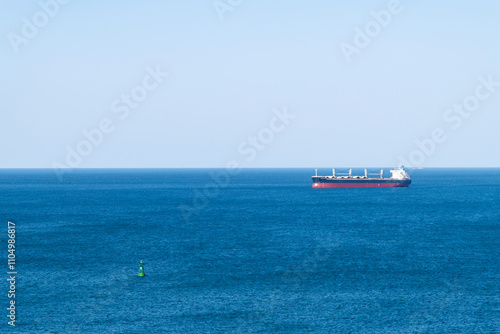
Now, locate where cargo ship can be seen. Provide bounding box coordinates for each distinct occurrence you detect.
[312,165,411,188]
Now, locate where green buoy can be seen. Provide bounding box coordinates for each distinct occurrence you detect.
[138,260,146,277]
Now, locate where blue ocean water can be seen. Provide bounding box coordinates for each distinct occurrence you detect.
[1,168,499,333]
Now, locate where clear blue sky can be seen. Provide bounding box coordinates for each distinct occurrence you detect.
[1,0,499,168]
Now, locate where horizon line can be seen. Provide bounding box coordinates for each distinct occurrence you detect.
[1,166,500,170]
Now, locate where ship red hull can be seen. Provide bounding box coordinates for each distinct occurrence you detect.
[312,182,409,189]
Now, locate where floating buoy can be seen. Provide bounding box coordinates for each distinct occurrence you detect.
[138,260,146,277]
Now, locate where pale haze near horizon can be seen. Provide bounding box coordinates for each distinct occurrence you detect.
[1,0,500,168]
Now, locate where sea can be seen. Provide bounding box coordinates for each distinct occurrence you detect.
[1,168,499,333]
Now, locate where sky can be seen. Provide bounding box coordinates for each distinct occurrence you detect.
[1,0,500,168]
